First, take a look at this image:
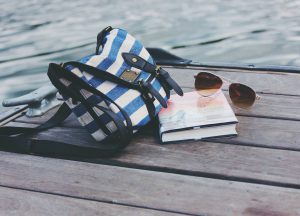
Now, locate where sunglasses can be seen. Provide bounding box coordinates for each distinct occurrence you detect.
[194,72,260,109]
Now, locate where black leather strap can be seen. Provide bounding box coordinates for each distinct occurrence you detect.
[62,61,167,116]
[48,63,133,147]
[0,56,169,157]
[122,53,183,96]
[0,102,130,157]
[0,102,71,136]
[0,62,134,157]
[0,103,121,157]
[48,64,133,151]
[139,80,167,108]
[49,63,133,135]
[0,133,124,157]
[65,61,140,90]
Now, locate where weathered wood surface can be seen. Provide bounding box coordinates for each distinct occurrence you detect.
[1,66,300,215]
[0,151,300,216]
[15,88,300,125]
[5,120,300,188]
[0,186,181,216]
[0,105,27,126]
[8,113,300,150]
[0,105,27,122]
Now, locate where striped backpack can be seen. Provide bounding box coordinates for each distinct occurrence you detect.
[46,26,183,155]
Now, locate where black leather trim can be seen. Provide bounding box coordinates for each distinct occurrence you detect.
[96,26,113,55]
[122,53,183,96]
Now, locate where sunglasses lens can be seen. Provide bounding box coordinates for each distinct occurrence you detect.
[194,72,223,96]
[229,83,256,108]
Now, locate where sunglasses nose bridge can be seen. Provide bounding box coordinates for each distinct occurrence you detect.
[222,78,230,86]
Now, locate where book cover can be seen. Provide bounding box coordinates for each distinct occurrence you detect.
[158,91,238,143]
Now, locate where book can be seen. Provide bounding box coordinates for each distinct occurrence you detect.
[158,91,238,143]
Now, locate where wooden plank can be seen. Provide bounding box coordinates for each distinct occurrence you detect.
[7,113,300,151]
[113,134,300,187]
[0,112,24,127]
[6,66,300,125]
[166,66,300,96]
[0,186,181,216]
[10,66,300,125]
[215,115,300,150]
[13,91,300,126]
[0,105,27,126]
[181,64,300,74]
[0,105,27,123]
[4,120,300,185]
[0,151,300,215]
[5,112,300,186]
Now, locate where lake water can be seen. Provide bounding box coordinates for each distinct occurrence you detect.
[1,0,300,110]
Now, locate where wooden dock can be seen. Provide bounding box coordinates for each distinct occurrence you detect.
[0,65,300,215]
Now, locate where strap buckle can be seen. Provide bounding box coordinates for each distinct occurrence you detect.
[155,66,161,77]
[138,79,144,89]
[138,80,155,102]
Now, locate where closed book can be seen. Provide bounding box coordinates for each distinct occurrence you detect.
[158,91,238,143]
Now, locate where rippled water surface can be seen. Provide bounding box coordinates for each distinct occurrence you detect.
[1,0,300,110]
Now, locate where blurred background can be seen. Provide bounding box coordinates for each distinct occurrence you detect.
[1,0,300,111]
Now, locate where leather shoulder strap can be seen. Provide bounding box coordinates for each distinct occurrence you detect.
[0,61,135,157]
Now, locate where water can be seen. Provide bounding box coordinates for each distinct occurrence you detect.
[1,0,300,111]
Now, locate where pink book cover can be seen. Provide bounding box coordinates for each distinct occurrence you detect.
[158,91,238,132]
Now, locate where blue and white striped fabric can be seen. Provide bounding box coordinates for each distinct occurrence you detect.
[61,28,167,141]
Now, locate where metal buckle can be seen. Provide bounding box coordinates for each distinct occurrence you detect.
[155,66,161,77]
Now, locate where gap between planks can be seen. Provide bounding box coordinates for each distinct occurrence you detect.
[167,66,300,96]
[3,120,300,190]
[0,185,188,216]
[11,89,300,126]
[0,151,300,216]
[9,114,300,151]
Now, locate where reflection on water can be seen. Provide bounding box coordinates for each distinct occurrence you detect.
[1,0,300,111]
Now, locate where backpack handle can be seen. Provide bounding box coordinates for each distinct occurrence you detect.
[95,26,113,55]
